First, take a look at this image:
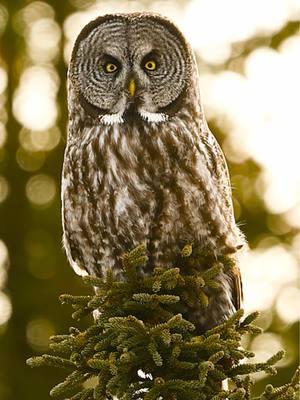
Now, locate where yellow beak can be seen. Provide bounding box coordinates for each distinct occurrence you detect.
[128,79,136,97]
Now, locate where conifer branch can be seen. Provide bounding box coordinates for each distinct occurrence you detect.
[27,245,300,399]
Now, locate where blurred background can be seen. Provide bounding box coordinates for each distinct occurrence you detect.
[0,0,299,398]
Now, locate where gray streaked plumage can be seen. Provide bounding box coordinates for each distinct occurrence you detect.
[62,12,245,332]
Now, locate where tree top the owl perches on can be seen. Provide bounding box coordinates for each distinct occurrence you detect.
[27,244,299,400]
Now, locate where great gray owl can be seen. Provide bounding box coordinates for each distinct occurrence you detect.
[62,12,245,332]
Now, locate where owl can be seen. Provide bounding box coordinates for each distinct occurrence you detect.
[62,13,245,332]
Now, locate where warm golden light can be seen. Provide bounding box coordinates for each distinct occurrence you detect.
[0,176,9,204]
[16,0,299,331]
[182,0,300,64]
[200,35,300,218]
[26,318,55,351]
[13,66,59,131]
[16,147,46,172]
[0,240,9,289]
[31,127,61,151]
[0,240,9,329]
[241,244,299,314]
[19,126,61,152]
[0,67,7,94]
[276,286,300,324]
[1,2,299,389]
[25,174,56,206]
[13,1,55,33]
[0,122,7,147]
[251,332,283,363]
[0,292,12,326]
[0,4,8,36]
[27,18,61,63]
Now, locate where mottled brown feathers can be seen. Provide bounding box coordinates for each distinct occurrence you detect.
[62,12,245,332]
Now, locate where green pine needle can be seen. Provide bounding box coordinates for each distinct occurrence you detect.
[27,245,299,400]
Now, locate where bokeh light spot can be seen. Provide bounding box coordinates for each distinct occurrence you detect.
[284,204,300,230]
[25,174,56,207]
[0,240,9,268]
[200,34,300,215]
[0,175,10,203]
[16,147,45,172]
[27,18,61,63]
[13,66,59,131]
[0,100,7,125]
[0,240,9,290]
[0,67,8,94]
[26,317,54,351]
[183,0,299,55]
[0,122,7,147]
[253,309,273,332]
[241,245,298,313]
[291,233,300,259]
[266,214,291,236]
[30,127,61,151]
[0,292,12,326]
[13,1,55,34]
[276,286,300,324]
[250,333,283,366]
[19,127,61,152]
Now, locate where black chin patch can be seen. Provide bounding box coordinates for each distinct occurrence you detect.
[123,103,138,124]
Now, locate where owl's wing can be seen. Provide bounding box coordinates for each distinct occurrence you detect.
[201,129,235,215]
[202,128,243,310]
[62,230,89,277]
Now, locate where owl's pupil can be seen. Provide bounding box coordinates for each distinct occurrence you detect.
[144,60,156,71]
[104,63,118,73]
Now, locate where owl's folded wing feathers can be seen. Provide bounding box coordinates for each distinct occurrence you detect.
[202,128,244,310]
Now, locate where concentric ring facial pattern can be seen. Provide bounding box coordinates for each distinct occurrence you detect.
[69,14,192,115]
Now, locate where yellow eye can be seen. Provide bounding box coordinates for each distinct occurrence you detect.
[104,63,118,73]
[144,60,157,71]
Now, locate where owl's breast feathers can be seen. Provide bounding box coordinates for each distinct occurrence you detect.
[62,12,245,334]
[62,111,244,326]
[62,113,244,322]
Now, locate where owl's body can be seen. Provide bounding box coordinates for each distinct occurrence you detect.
[62,13,244,332]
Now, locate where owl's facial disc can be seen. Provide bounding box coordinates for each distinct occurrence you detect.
[70,14,192,125]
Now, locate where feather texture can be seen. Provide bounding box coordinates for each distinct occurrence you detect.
[62,12,245,331]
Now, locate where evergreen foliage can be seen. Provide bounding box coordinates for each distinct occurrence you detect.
[27,245,300,399]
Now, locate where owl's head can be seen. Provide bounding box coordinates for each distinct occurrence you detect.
[69,13,196,125]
